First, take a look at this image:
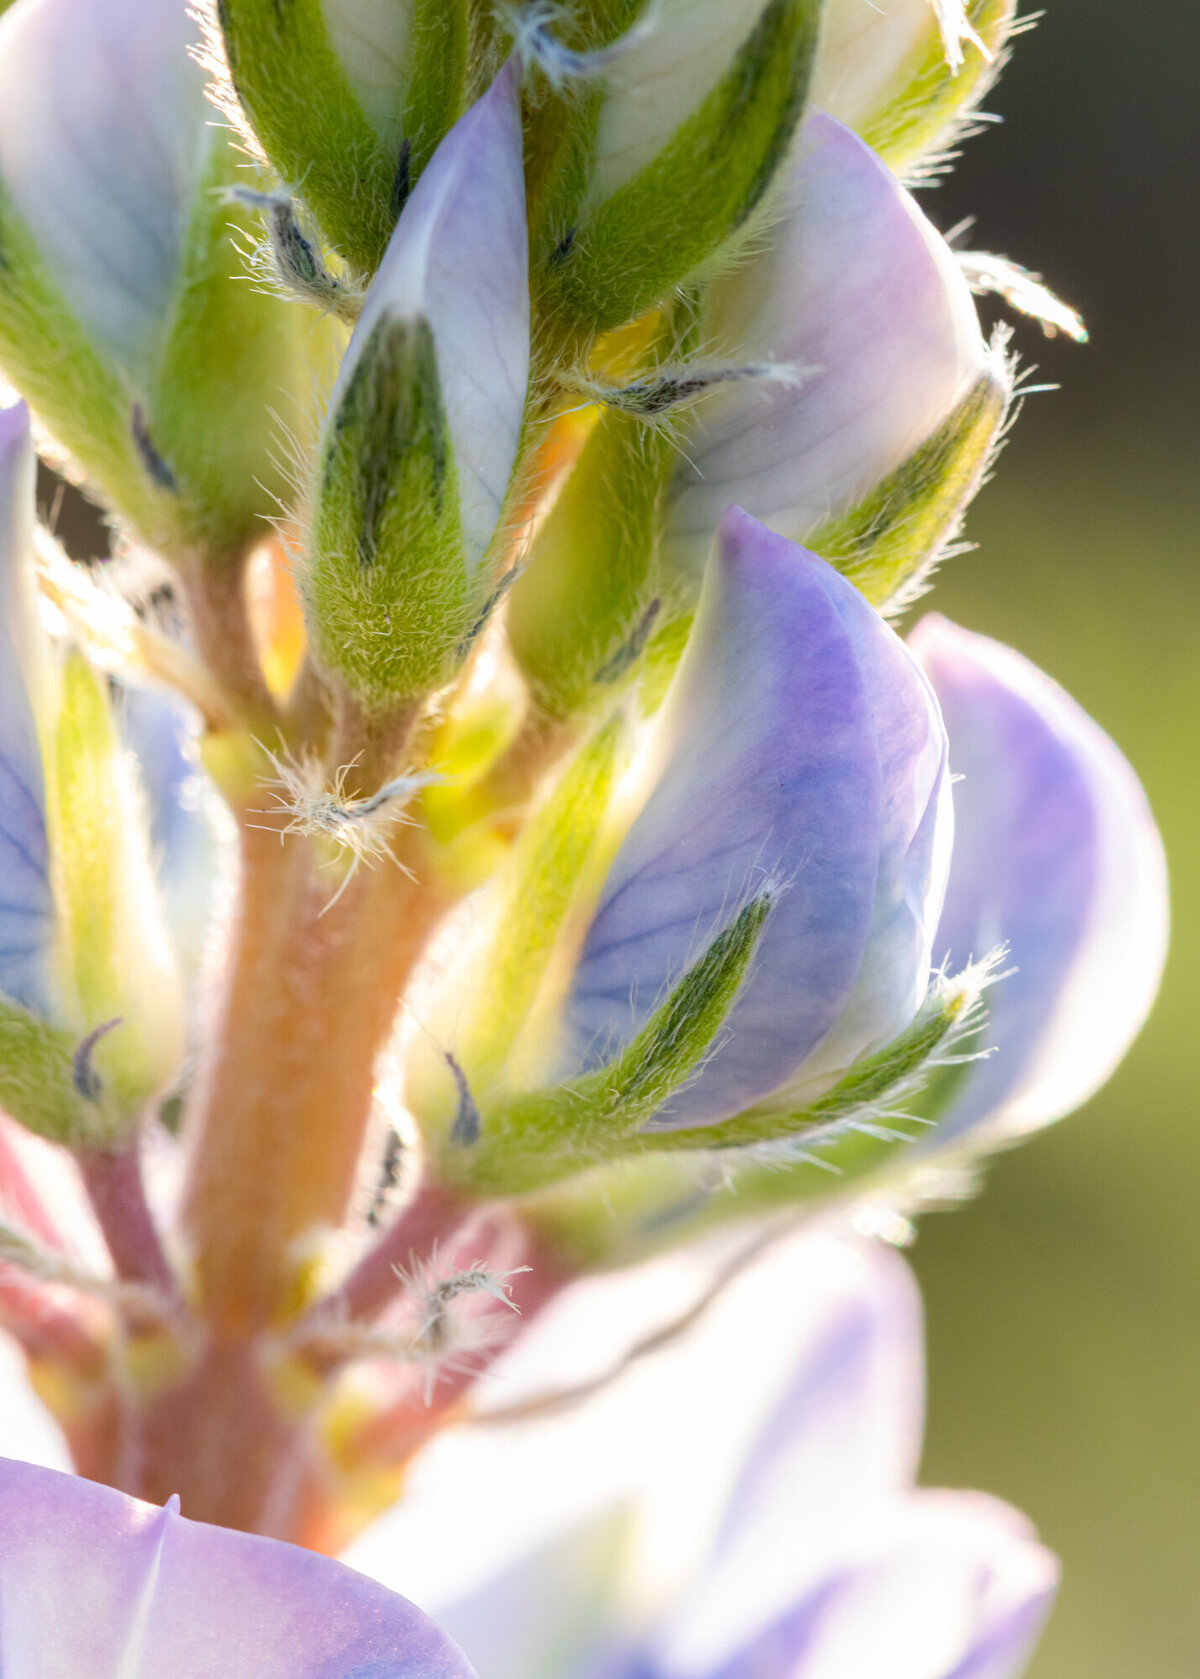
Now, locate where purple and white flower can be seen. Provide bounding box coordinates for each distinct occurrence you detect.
[666,112,1004,579]
[554,508,951,1127]
[350,1226,1058,1679]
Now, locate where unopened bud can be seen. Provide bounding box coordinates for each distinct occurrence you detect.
[0,406,184,1145]
[534,0,822,338]
[812,0,1016,175]
[304,65,529,712]
[206,0,468,274]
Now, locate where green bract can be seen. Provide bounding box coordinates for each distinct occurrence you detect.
[533,0,822,341]
[206,0,469,275]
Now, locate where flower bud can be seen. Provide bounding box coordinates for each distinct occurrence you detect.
[910,614,1168,1149]
[534,0,822,338]
[556,509,951,1130]
[0,0,308,565]
[0,405,184,1146]
[206,0,468,273]
[416,510,950,1191]
[304,64,529,713]
[812,0,1015,175]
[665,112,1007,608]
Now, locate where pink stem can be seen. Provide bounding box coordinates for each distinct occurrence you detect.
[305,1182,477,1328]
[77,1142,177,1299]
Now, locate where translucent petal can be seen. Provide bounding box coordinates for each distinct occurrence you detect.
[0,1458,476,1679]
[666,113,986,573]
[0,0,210,373]
[911,613,1168,1143]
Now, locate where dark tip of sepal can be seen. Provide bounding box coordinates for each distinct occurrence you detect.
[445,1051,482,1148]
[71,1017,124,1103]
[131,407,177,493]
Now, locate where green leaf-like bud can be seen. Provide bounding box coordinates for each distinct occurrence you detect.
[303,65,530,713]
[534,0,822,339]
[46,652,187,1136]
[204,0,469,275]
[0,1000,96,1149]
[306,315,468,711]
[518,957,996,1266]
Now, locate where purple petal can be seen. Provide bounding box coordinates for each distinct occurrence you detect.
[0,405,54,1014]
[910,614,1168,1144]
[560,507,949,1128]
[659,1491,1057,1679]
[666,113,989,572]
[0,0,209,369]
[349,1230,927,1679]
[334,62,529,572]
[0,1458,476,1678]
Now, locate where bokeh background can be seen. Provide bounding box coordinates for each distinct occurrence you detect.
[901,2,1200,1674]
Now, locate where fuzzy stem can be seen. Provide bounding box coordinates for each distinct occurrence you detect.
[180,822,452,1334]
[179,558,278,732]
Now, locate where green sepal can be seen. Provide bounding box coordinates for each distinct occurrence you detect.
[0,995,94,1147]
[47,652,184,1131]
[808,359,1011,613]
[855,0,1015,176]
[508,407,676,719]
[519,959,995,1267]
[304,314,473,712]
[440,891,775,1196]
[535,0,821,340]
[447,718,627,1097]
[636,961,985,1153]
[213,0,467,275]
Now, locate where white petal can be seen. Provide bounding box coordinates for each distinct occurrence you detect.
[667,112,987,572]
[0,0,212,373]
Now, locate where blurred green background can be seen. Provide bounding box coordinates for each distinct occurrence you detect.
[903,2,1200,1674]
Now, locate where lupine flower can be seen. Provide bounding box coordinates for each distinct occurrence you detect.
[509,105,1008,724]
[664,111,1009,602]
[411,508,951,1189]
[349,1226,1058,1679]
[556,512,950,1127]
[0,1456,476,1678]
[0,0,1162,1573]
[910,613,1169,1148]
